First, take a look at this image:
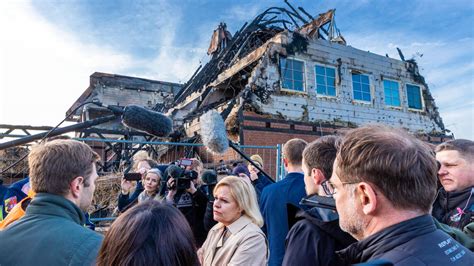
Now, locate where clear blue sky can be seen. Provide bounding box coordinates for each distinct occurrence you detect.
[0,0,472,139]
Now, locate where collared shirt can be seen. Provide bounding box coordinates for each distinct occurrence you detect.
[199,215,268,266]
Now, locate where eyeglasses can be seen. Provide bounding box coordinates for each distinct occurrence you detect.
[321,180,360,195]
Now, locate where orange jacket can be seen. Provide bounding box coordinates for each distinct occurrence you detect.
[0,190,35,230]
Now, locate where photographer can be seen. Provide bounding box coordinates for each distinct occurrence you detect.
[118,158,158,212]
[164,165,208,247]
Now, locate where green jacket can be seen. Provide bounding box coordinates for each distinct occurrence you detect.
[0,193,103,265]
[434,217,474,251]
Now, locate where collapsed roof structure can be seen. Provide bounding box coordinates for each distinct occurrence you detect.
[161,1,447,148]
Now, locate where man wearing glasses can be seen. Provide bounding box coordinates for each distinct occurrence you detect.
[283,136,355,266]
[332,125,472,265]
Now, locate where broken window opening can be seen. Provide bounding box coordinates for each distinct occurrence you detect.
[280,57,305,92]
[352,73,371,102]
[315,64,336,96]
[406,84,423,110]
[383,80,401,107]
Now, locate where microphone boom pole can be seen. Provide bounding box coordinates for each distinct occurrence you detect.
[0,115,118,150]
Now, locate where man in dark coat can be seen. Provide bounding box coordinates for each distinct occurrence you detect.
[0,140,103,265]
[283,136,355,266]
[260,138,308,266]
[332,125,473,265]
[432,139,473,230]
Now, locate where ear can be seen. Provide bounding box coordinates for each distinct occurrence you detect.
[311,168,326,186]
[356,182,377,215]
[69,176,84,199]
[283,158,289,167]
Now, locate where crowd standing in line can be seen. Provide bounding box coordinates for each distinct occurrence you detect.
[0,126,473,266]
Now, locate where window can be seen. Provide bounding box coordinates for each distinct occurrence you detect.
[406,84,423,110]
[280,58,305,91]
[315,65,336,96]
[383,80,400,106]
[352,73,371,102]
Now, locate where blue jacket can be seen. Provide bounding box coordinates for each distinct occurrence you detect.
[252,172,274,202]
[0,193,103,265]
[117,181,144,212]
[2,177,30,219]
[259,172,306,266]
[337,215,474,265]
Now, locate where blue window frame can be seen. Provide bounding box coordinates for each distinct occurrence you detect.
[315,65,336,96]
[352,73,371,102]
[280,58,305,91]
[383,80,400,106]
[406,84,423,110]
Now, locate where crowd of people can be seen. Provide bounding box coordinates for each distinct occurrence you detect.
[0,124,473,265]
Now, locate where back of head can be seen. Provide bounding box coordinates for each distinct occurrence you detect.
[336,125,438,213]
[283,138,308,166]
[97,201,199,266]
[436,139,474,161]
[303,135,339,180]
[232,163,251,177]
[28,139,99,196]
[214,176,263,227]
[201,169,218,185]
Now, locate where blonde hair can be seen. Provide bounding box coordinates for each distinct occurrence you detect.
[214,176,263,227]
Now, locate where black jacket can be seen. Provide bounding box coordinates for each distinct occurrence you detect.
[171,188,208,247]
[336,215,474,265]
[117,181,144,212]
[283,195,356,266]
[432,187,474,230]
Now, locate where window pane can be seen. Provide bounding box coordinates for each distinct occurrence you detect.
[283,69,292,80]
[328,86,336,96]
[316,75,325,85]
[282,79,293,90]
[353,82,361,92]
[362,93,371,101]
[361,75,369,84]
[317,85,326,94]
[393,98,400,106]
[354,91,362,100]
[362,84,370,94]
[327,77,335,86]
[293,60,304,71]
[294,81,304,91]
[327,68,335,77]
[293,71,304,81]
[352,74,360,83]
[316,65,325,75]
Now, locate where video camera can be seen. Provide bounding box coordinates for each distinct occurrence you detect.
[165,164,198,191]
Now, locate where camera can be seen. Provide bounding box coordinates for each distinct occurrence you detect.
[165,164,198,191]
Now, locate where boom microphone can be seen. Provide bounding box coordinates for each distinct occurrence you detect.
[199,109,275,183]
[121,105,173,137]
[200,110,229,154]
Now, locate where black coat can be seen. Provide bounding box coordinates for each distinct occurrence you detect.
[336,215,474,265]
[432,187,474,230]
[283,195,356,266]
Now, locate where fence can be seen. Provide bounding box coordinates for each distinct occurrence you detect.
[73,137,284,223]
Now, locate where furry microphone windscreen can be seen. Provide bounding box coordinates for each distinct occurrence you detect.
[122,105,173,137]
[200,110,229,154]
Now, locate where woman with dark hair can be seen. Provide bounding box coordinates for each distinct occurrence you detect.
[97,201,200,266]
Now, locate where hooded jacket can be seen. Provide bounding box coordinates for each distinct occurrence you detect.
[0,193,103,266]
[336,215,474,265]
[283,195,356,266]
[432,187,474,230]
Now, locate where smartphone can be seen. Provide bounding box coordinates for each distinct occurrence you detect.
[123,172,142,181]
[179,158,193,167]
